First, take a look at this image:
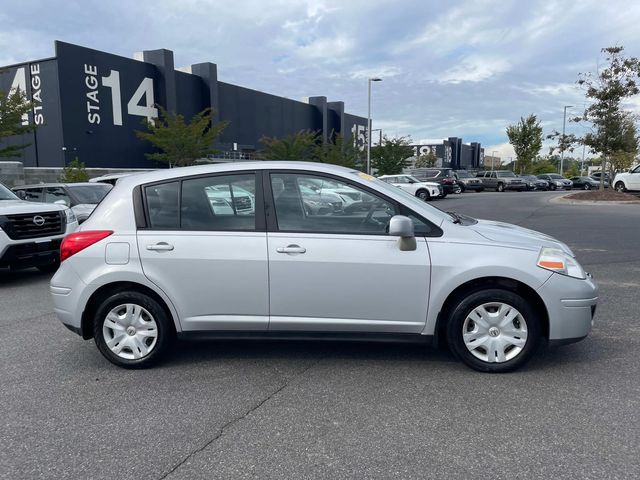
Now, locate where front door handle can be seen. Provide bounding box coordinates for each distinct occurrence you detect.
[146,242,174,252]
[276,244,306,254]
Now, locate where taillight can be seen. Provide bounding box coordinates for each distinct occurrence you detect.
[442,178,454,184]
[60,230,113,262]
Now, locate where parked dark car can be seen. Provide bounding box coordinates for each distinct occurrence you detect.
[571,176,608,190]
[590,172,611,183]
[521,175,549,191]
[410,168,460,196]
[453,170,484,192]
[536,174,573,191]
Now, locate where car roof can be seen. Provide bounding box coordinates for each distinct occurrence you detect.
[14,182,109,189]
[116,161,359,189]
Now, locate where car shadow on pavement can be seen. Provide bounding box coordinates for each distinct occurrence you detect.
[0,267,52,286]
[167,339,458,367]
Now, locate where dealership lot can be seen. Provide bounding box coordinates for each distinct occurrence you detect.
[1,191,639,479]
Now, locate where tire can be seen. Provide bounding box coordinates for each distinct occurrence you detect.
[497,183,505,192]
[583,183,591,190]
[93,291,175,369]
[446,289,540,373]
[416,189,430,201]
[477,188,484,192]
[615,182,626,193]
[37,261,60,273]
[459,184,466,193]
[550,184,557,191]
[440,192,447,199]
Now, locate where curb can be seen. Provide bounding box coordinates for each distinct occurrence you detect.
[551,192,640,205]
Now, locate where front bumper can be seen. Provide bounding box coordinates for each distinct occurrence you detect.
[462,182,484,191]
[0,236,62,269]
[537,272,598,342]
[506,183,527,191]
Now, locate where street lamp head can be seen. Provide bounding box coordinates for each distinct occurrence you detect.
[564,105,574,109]
[369,77,382,82]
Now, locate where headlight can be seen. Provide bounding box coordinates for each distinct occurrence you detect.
[64,208,77,224]
[537,247,585,279]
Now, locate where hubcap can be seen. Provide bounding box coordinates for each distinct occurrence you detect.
[103,304,158,360]
[462,302,528,363]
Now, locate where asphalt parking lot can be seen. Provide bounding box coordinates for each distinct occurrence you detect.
[1,191,639,479]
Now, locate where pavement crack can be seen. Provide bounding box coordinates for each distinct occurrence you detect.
[157,362,317,480]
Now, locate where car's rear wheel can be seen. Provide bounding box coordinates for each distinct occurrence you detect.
[446,289,540,372]
[416,189,429,201]
[497,183,505,192]
[93,292,174,368]
[615,182,626,192]
[584,183,591,190]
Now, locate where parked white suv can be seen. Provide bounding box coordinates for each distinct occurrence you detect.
[613,164,640,192]
[378,174,442,200]
[51,162,598,372]
[0,183,78,272]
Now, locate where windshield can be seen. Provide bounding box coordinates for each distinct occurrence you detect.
[355,173,453,224]
[0,184,19,200]
[548,174,563,179]
[407,175,422,183]
[68,184,112,204]
[456,171,471,178]
[496,171,516,177]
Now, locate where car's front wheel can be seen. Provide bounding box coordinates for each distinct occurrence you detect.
[497,183,505,192]
[446,289,540,372]
[415,189,430,201]
[615,182,626,192]
[583,183,591,190]
[93,292,174,368]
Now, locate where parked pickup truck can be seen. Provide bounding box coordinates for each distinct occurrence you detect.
[477,170,526,192]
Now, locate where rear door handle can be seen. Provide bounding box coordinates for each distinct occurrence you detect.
[276,244,306,254]
[146,242,174,251]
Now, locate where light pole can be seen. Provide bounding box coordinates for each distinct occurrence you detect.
[560,105,573,175]
[492,150,498,168]
[367,77,382,174]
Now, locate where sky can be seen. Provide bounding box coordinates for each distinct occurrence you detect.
[2,0,640,159]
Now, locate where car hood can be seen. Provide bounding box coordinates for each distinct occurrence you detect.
[469,219,574,256]
[0,199,67,215]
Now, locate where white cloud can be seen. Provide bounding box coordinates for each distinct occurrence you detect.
[438,56,511,84]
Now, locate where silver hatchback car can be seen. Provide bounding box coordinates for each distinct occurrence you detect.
[51,162,598,372]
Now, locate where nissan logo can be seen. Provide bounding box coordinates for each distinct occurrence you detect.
[32,215,45,226]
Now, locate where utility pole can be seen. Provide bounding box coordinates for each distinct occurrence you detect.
[560,105,573,175]
[366,78,382,175]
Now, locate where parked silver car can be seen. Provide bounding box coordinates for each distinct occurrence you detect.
[51,162,598,372]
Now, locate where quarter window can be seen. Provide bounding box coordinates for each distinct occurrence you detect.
[270,173,397,234]
[145,182,179,229]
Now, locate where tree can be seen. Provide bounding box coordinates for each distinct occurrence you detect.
[59,158,89,182]
[259,130,319,160]
[575,46,640,189]
[529,157,557,175]
[414,150,438,168]
[136,107,227,167]
[608,112,638,176]
[506,114,543,174]
[371,135,414,175]
[313,133,363,169]
[546,130,579,165]
[0,85,35,158]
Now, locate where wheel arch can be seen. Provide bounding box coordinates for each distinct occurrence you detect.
[81,281,179,340]
[433,276,549,348]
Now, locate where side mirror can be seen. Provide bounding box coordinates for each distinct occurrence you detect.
[54,199,69,206]
[16,190,26,200]
[389,215,416,251]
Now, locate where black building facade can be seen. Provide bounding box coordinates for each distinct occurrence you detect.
[0,41,368,168]
[412,137,484,170]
